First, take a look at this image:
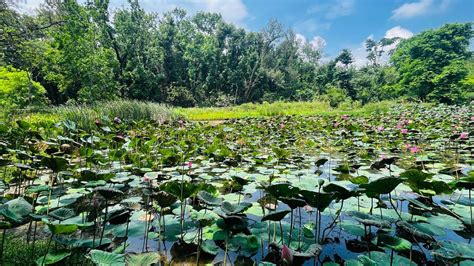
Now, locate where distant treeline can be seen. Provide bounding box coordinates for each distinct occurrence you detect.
[1,0,473,109]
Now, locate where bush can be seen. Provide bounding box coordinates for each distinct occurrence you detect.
[317,86,351,107]
[0,66,48,110]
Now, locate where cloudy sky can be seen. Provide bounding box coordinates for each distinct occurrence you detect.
[16,0,474,65]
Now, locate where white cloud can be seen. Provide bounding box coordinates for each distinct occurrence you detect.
[326,0,355,19]
[295,34,326,50]
[385,26,413,39]
[309,0,355,19]
[294,18,331,35]
[309,36,327,50]
[383,26,413,51]
[350,26,413,68]
[391,0,451,20]
[17,0,248,25]
[295,33,307,44]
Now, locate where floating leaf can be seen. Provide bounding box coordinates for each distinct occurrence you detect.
[89,250,125,266]
[261,210,290,222]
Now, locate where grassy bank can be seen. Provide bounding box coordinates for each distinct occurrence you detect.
[175,100,400,120]
[1,100,404,130]
[2,100,174,130]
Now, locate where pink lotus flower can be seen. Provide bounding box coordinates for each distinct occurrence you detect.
[404,143,412,149]
[280,123,285,129]
[333,122,340,128]
[304,205,313,212]
[409,146,420,153]
[401,128,408,134]
[187,161,193,168]
[377,126,384,132]
[281,245,294,265]
[379,154,387,159]
[471,116,474,121]
[142,176,150,183]
[341,114,349,120]
[396,124,402,129]
[460,132,469,139]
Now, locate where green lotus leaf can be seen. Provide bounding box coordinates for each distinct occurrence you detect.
[220,201,252,215]
[49,208,75,221]
[299,190,334,212]
[160,181,200,200]
[35,251,71,266]
[348,176,369,185]
[427,214,464,231]
[197,190,222,206]
[323,183,357,200]
[347,211,391,228]
[261,210,290,222]
[40,156,68,173]
[279,197,306,209]
[89,250,125,266]
[363,251,416,266]
[360,177,403,197]
[376,234,411,251]
[5,197,32,219]
[395,221,435,242]
[47,223,78,235]
[94,187,124,200]
[26,185,51,194]
[201,240,220,255]
[265,183,300,198]
[294,244,322,258]
[433,241,474,261]
[152,191,176,208]
[340,221,366,237]
[125,252,162,266]
[412,222,446,236]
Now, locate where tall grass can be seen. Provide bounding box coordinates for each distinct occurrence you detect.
[175,100,399,120]
[54,100,174,129]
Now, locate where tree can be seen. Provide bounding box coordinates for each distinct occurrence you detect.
[0,66,47,109]
[336,49,354,67]
[365,37,398,67]
[391,23,473,103]
[335,49,355,99]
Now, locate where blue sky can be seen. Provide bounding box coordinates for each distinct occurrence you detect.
[21,0,474,64]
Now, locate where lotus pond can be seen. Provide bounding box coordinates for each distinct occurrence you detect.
[0,104,473,265]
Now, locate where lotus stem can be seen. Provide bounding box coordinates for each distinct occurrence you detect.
[288,209,293,245]
[388,193,403,221]
[123,218,130,252]
[223,234,228,266]
[0,228,5,263]
[32,221,37,255]
[322,200,344,241]
[469,189,473,232]
[298,207,302,249]
[390,249,394,266]
[41,234,53,266]
[99,198,108,246]
[364,225,370,258]
[279,221,283,244]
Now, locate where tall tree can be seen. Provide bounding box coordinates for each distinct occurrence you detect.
[391,23,473,103]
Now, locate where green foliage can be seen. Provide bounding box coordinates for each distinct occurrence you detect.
[317,86,351,108]
[0,0,472,109]
[0,66,47,109]
[391,23,473,103]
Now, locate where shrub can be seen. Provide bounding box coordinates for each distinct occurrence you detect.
[0,66,48,110]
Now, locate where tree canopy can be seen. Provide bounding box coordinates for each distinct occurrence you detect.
[0,0,472,108]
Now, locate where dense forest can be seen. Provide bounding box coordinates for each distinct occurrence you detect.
[1,0,473,109]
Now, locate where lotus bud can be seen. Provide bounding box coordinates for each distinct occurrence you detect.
[281,245,293,265]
